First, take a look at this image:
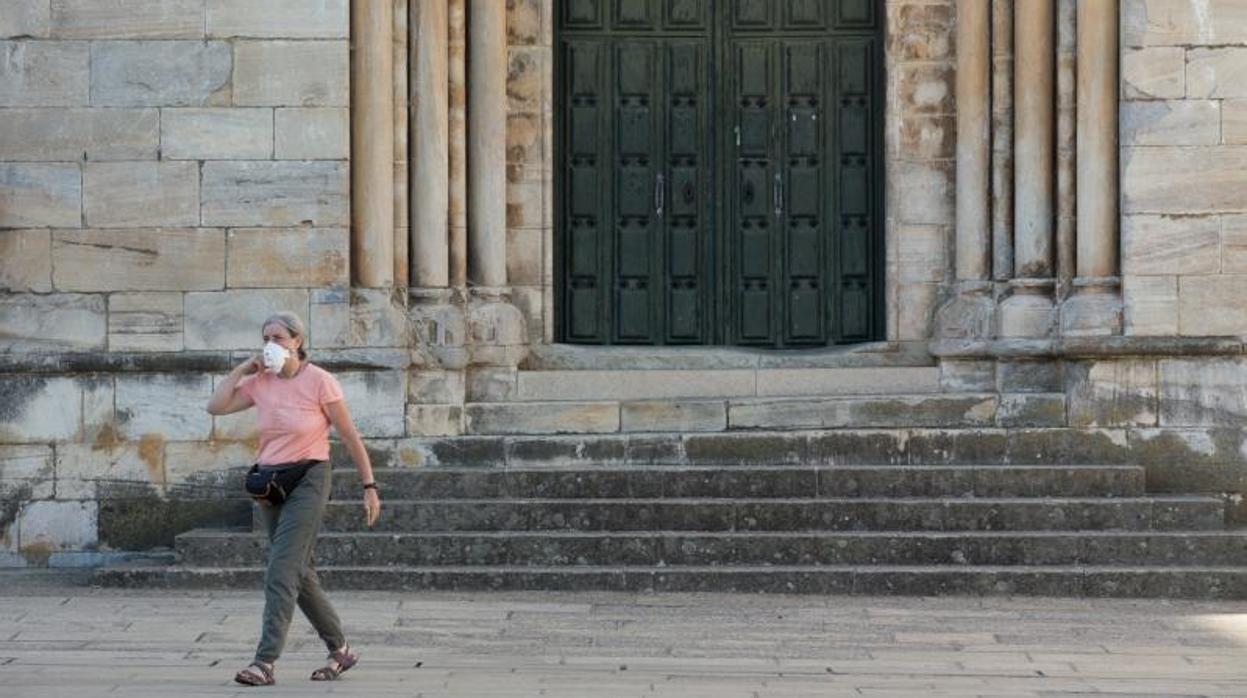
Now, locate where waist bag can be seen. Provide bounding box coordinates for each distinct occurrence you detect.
[244,459,320,505]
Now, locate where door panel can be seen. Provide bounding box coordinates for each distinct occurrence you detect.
[557,0,881,346]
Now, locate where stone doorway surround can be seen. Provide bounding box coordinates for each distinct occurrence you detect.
[350,0,965,368]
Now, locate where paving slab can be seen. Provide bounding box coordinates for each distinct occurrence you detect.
[2,570,1247,696]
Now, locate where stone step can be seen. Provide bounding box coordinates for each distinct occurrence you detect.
[509,367,941,402]
[462,393,1037,435]
[91,564,1247,598]
[308,496,1223,533]
[176,530,1247,569]
[331,466,1146,500]
[523,342,935,370]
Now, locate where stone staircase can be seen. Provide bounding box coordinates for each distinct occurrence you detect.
[92,364,1247,597]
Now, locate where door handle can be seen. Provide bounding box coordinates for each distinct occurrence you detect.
[773,172,782,218]
[655,172,665,219]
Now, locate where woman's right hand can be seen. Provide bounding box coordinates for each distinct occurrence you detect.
[235,355,263,376]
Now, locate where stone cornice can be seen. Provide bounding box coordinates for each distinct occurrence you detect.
[0,349,414,374]
[930,336,1246,360]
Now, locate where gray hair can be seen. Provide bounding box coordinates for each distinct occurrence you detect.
[262,311,308,360]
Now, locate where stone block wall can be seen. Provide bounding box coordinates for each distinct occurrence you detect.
[1121,0,1247,335]
[0,0,384,565]
[885,0,956,342]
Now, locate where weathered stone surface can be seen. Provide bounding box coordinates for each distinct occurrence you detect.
[729,395,998,430]
[0,445,53,503]
[108,292,184,352]
[232,40,348,106]
[506,225,542,285]
[1221,215,1247,272]
[406,404,463,436]
[466,367,518,402]
[409,370,465,405]
[620,401,727,433]
[83,162,199,228]
[0,376,85,442]
[1120,101,1220,147]
[888,2,952,61]
[52,229,225,292]
[16,501,97,553]
[939,359,995,392]
[1178,276,1247,335]
[0,1,50,38]
[897,224,949,283]
[1122,147,1247,214]
[1160,359,1247,427]
[347,288,408,347]
[0,163,81,228]
[1187,48,1247,99]
[1122,214,1220,275]
[1224,100,1247,145]
[226,228,347,288]
[0,40,88,106]
[206,0,347,38]
[896,283,940,341]
[337,371,408,438]
[201,161,349,227]
[1068,360,1159,428]
[90,41,231,106]
[99,497,250,550]
[0,230,51,292]
[1121,47,1185,100]
[891,160,953,225]
[184,289,309,350]
[0,108,158,160]
[1124,0,1247,46]
[115,374,213,441]
[1123,275,1178,336]
[995,394,1067,428]
[516,370,754,401]
[309,286,349,349]
[161,108,272,159]
[0,294,105,353]
[164,441,254,488]
[466,402,620,435]
[55,442,163,500]
[50,0,204,38]
[274,107,349,159]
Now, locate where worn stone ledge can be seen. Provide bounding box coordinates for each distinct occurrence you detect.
[931,336,1246,360]
[0,349,413,374]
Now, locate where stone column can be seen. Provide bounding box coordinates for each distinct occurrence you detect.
[1055,0,1076,292]
[351,0,396,288]
[411,0,450,288]
[1064,0,1122,335]
[999,0,1056,337]
[955,0,991,284]
[936,0,995,340]
[990,0,1014,281]
[448,0,468,288]
[467,0,507,288]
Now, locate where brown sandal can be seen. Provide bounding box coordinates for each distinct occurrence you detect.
[310,645,358,681]
[234,661,275,686]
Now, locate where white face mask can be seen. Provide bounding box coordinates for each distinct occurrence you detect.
[262,341,290,373]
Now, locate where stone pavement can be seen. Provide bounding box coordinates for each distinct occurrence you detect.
[2,572,1247,697]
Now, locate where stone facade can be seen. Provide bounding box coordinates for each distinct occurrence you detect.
[4,0,1247,565]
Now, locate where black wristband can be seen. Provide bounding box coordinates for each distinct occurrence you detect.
[362,482,378,491]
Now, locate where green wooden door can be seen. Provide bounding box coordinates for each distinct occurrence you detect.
[557,0,881,346]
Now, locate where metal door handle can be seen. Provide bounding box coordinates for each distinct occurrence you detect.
[773,172,782,218]
[655,173,665,219]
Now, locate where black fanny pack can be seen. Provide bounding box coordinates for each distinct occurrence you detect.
[244,459,320,504]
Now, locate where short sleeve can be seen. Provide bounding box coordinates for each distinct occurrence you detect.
[236,374,258,400]
[318,371,345,405]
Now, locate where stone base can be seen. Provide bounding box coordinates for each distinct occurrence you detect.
[1060,278,1123,337]
[997,279,1056,338]
[933,280,996,339]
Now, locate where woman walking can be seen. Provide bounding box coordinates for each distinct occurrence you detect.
[207,311,382,686]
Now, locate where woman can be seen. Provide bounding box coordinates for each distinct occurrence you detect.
[207,311,382,686]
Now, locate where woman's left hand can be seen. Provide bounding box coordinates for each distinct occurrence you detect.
[364,489,381,528]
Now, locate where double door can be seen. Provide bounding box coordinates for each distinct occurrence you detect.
[557,0,882,347]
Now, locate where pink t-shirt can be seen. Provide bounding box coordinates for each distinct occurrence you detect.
[237,364,345,465]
